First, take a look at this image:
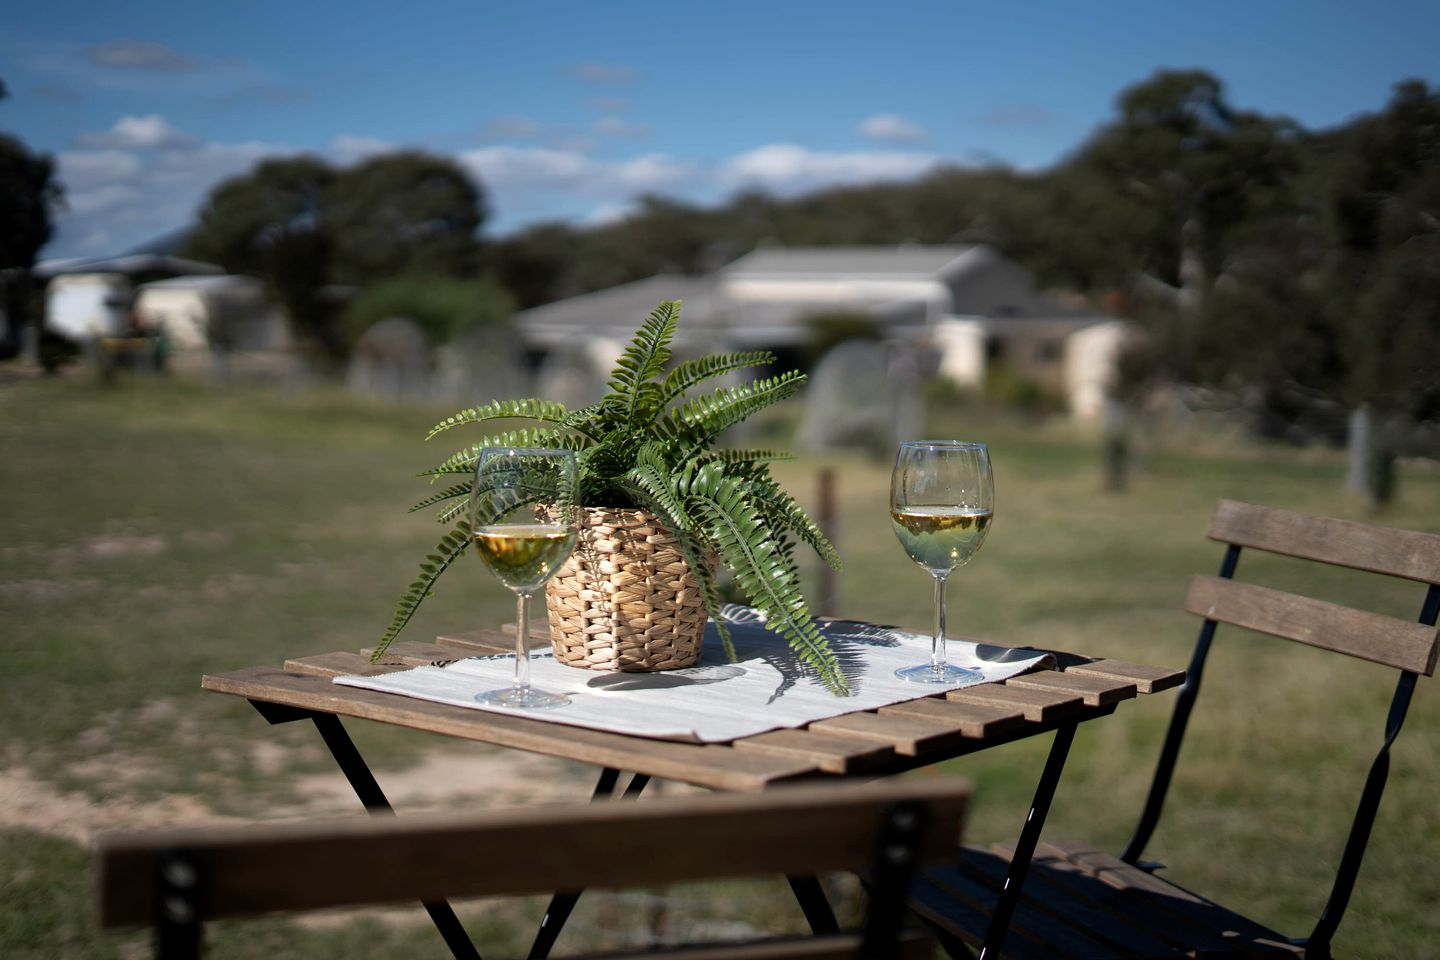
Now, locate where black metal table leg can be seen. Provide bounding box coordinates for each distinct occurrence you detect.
[528,770,650,960]
[250,703,481,960]
[978,722,1077,960]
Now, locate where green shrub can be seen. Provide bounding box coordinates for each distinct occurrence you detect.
[342,276,514,345]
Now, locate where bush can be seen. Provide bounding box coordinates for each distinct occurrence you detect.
[342,276,514,346]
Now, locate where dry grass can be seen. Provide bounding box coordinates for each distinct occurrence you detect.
[2,376,1437,956]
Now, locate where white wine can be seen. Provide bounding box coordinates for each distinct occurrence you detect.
[472,524,577,592]
[891,507,993,575]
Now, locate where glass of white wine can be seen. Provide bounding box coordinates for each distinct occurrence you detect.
[469,447,579,709]
[890,440,994,683]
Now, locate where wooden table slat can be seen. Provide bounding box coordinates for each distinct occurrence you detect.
[283,652,408,679]
[807,712,971,756]
[879,697,1029,738]
[358,640,477,665]
[434,629,518,655]
[732,729,897,774]
[201,667,818,791]
[1061,659,1185,694]
[1004,672,1137,706]
[946,683,1084,721]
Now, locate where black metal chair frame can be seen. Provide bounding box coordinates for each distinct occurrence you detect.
[1116,542,1439,960]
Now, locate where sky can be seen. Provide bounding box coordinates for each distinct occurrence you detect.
[4,0,1439,262]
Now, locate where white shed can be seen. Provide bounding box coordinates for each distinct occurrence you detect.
[44,273,132,340]
[133,275,283,351]
[1064,320,1131,423]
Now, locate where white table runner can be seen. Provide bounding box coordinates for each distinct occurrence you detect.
[335,609,1052,743]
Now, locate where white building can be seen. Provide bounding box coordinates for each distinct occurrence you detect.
[514,245,1127,420]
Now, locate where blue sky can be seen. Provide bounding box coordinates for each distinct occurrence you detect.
[4,0,1438,260]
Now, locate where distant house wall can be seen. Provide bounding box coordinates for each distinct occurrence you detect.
[134,288,209,349]
[933,318,987,388]
[134,276,284,353]
[44,273,131,340]
[1064,321,1130,423]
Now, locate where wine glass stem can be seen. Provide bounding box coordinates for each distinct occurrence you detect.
[513,590,532,694]
[932,573,950,668]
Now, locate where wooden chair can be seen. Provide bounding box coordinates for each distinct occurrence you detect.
[908,499,1440,959]
[95,778,970,960]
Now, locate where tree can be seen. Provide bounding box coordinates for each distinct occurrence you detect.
[325,152,485,283]
[1068,69,1301,376]
[0,80,65,361]
[488,222,585,309]
[1325,80,1440,504]
[183,156,342,366]
[185,151,488,369]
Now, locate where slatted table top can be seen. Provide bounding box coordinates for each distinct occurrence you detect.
[202,628,1184,792]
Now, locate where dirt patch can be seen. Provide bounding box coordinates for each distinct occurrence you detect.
[0,767,243,843]
[1,741,586,846]
[281,745,585,816]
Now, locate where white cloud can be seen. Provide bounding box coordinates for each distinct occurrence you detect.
[330,134,395,163]
[49,123,293,259]
[64,183,141,216]
[612,154,694,190]
[44,119,955,260]
[460,145,594,189]
[57,149,143,190]
[85,39,196,72]
[581,201,638,226]
[721,143,941,192]
[858,113,927,143]
[75,114,195,150]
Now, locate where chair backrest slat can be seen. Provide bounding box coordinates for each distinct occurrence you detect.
[1208,499,1440,585]
[1184,574,1440,675]
[96,778,969,929]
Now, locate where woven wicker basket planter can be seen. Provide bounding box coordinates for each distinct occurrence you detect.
[544,506,709,672]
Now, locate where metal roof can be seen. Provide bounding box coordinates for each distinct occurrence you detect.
[721,245,988,279]
[33,254,223,280]
[515,274,722,342]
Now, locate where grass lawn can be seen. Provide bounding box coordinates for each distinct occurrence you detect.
[2,374,1437,957]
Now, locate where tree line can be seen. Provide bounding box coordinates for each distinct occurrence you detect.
[3,68,1437,473]
[488,69,1439,489]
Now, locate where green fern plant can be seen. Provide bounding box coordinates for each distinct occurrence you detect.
[374,299,850,694]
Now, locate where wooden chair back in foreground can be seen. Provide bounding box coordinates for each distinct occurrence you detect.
[96,777,970,960]
[909,499,1439,959]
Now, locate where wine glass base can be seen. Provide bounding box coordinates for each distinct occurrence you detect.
[895,663,985,684]
[475,687,570,710]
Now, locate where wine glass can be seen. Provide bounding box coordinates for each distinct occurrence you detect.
[890,440,994,683]
[469,447,579,709]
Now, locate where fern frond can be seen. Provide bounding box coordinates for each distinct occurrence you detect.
[436,497,470,524]
[408,482,472,514]
[736,467,843,571]
[426,399,575,440]
[658,351,774,407]
[661,371,806,453]
[602,300,680,422]
[678,463,848,694]
[694,448,796,466]
[423,430,588,480]
[371,521,472,663]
